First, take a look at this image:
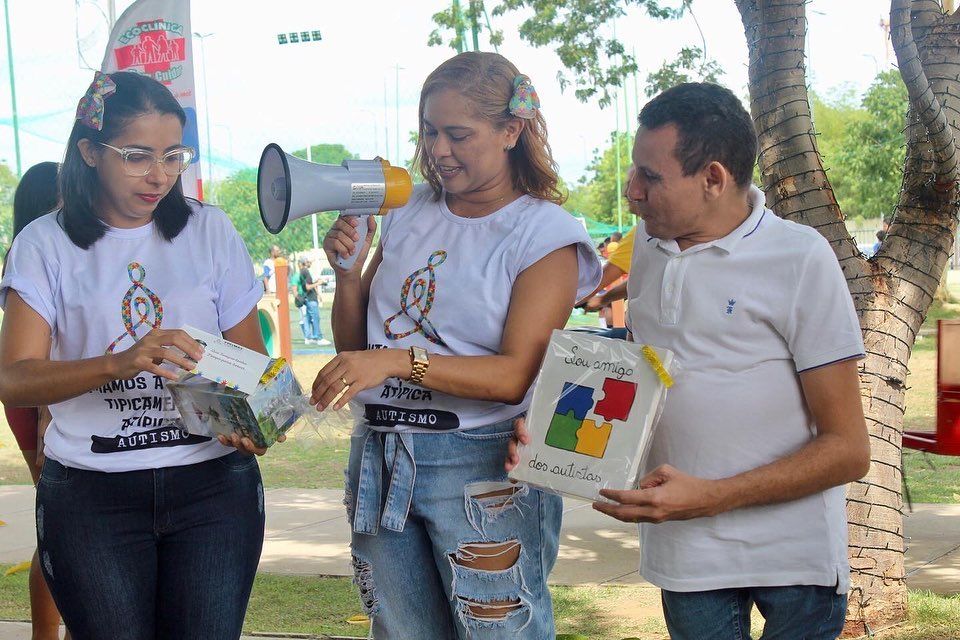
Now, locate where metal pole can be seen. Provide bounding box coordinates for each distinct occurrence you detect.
[383,77,390,163]
[307,144,319,250]
[395,64,401,166]
[360,109,378,156]
[452,0,465,53]
[107,0,116,28]
[194,32,214,187]
[614,93,622,233]
[3,0,21,177]
[470,0,480,51]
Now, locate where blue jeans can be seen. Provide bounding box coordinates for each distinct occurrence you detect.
[661,585,847,639]
[345,420,562,639]
[299,305,308,340]
[36,452,265,640]
[305,299,322,340]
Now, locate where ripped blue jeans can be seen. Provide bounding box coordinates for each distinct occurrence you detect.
[345,420,562,639]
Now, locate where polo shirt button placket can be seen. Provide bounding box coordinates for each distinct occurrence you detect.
[661,255,682,326]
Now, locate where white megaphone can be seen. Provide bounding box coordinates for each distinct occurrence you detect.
[257,143,413,269]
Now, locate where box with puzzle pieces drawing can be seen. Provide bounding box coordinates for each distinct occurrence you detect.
[508,329,675,502]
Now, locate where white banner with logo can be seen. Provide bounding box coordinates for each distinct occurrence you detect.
[100,0,203,200]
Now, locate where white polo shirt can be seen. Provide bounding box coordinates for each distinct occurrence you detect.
[627,185,864,594]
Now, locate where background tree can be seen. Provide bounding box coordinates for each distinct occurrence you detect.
[830,70,910,222]
[562,131,632,226]
[645,45,724,96]
[496,0,960,631]
[429,1,504,52]
[0,163,20,251]
[212,143,354,260]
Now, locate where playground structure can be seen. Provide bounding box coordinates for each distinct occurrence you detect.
[257,258,293,362]
[904,319,960,456]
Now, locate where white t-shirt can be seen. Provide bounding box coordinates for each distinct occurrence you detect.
[627,185,864,594]
[356,184,602,432]
[262,258,276,294]
[0,202,263,472]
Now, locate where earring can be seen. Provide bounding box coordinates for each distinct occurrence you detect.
[504,145,514,151]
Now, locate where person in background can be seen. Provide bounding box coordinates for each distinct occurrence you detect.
[299,255,331,346]
[605,231,622,255]
[3,161,67,639]
[262,244,281,294]
[292,257,310,343]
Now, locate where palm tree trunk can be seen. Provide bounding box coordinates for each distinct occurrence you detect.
[737,0,960,632]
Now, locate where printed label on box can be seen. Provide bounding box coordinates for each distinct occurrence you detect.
[183,326,271,395]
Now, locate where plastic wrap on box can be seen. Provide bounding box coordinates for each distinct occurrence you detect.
[168,359,308,448]
[508,329,675,502]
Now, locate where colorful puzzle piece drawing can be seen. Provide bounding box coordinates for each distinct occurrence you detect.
[545,410,582,452]
[556,382,594,421]
[595,378,637,423]
[575,419,613,458]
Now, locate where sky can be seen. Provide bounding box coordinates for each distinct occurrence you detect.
[0,0,896,186]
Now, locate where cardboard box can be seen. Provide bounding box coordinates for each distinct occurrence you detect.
[167,328,305,448]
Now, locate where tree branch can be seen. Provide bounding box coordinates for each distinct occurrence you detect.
[890,0,959,181]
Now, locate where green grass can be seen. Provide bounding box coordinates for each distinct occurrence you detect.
[0,568,956,639]
[876,590,960,639]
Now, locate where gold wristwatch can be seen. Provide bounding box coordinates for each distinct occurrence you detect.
[409,346,430,385]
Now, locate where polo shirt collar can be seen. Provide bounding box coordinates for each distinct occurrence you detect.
[650,184,768,255]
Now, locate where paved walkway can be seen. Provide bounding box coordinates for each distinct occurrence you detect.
[0,486,957,637]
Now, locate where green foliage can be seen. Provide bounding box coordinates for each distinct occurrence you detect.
[211,141,357,260]
[562,131,632,227]
[406,129,424,182]
[0,163,20,250]
[826,70,908,221]
[493,0,691,106]
[291,143,355,166]
[429,0,504,52]
[645,46,724,97]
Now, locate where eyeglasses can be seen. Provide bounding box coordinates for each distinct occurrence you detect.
[98,142,196,177]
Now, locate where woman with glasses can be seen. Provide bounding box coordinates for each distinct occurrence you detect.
[0,71,267,639]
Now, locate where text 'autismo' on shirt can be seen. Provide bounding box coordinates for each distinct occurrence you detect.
[356,184,602,433]
[627,185,864,595]
[0,202,263,472]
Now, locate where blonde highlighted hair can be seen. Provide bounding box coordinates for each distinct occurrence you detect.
[413,52,564,205]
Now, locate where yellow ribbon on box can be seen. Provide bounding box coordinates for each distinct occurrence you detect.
[641,345,674,388]
[260,358,288,385]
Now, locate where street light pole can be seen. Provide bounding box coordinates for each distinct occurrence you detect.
[3,0,21,177]
[395,64,403,166]
[306,144,319,250]
[383,77,391,163]
[193,32,214,188]
[360,108,379,156]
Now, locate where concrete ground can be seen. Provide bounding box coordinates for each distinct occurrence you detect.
[0,486,957,638]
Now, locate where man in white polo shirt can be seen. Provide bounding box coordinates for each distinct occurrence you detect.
[591,83,871,638]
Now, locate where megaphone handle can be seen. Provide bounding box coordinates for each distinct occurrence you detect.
[335,216,364,270]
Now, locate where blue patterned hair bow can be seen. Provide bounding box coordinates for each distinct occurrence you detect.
[75,71,117,131]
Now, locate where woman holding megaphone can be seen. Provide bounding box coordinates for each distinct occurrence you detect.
[0,71,267,639]
[313,52,601,638]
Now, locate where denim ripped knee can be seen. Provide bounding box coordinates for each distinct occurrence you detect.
[448,538,533,635]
